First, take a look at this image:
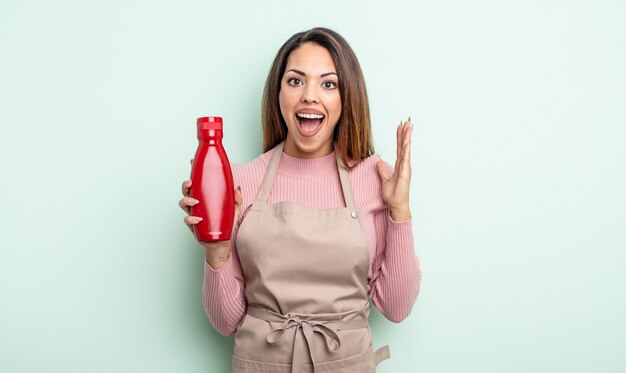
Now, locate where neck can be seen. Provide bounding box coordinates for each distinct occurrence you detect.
[283,139,334,159]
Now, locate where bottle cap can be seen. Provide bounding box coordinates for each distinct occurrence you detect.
[197,116,223,131]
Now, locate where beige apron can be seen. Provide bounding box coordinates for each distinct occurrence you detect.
[232,142,390,373]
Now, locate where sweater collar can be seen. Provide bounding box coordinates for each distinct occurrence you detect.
[265,149,338,178]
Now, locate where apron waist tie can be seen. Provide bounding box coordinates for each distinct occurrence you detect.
[247,307,369,373]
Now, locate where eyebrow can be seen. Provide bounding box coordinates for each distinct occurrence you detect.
[286,69,338,78]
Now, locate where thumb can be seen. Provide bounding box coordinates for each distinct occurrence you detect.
[376,160,392,183]
[234,186,243,207]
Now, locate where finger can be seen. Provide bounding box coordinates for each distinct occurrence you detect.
[184,215,203,226]
[184,215,203,232]
[376,160,392,183]
[408,117,413,158]
[396,122,402,162]
[404,136,412,165]
[403,120,411,147]
[397,120,410,169]
[234,186,242,216]
[179,196,199,213]
[395,122,412,177]
[234,186,243,207]
[400,128,412,177]
[233,186,243,222]
[395,121,403,172]
[181,179,192,197]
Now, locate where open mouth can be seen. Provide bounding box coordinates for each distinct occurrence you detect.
[295,113,325,136]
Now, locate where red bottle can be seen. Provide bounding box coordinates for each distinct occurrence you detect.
[189,116,235,241]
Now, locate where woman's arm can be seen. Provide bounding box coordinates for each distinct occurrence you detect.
[368,211,421,322]
[201,240,247,336]
[180,178,247,336]
[368,118,421,322]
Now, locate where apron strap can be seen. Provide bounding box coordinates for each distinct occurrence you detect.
[254,141,285,204]
[335,152,357,210]
[374,345,391,366]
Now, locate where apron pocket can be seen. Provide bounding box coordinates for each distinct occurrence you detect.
[231,354,291,373]
[313,347,375,373]
[231,347,376,373]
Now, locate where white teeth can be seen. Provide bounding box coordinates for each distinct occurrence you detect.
[297,113,324,119]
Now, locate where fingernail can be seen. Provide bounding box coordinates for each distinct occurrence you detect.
[192,199,199,205]
[195,217,203,222]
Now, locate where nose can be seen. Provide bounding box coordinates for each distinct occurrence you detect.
[300,84,319,104]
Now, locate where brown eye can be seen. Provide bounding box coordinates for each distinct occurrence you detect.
[323,81,337,89]
[287,77,302,86]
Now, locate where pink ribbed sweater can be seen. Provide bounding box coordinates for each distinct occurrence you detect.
[202,146,421,336]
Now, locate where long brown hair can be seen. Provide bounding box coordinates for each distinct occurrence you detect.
[262,27,374,168]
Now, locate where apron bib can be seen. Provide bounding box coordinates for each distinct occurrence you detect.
[232,142,389,373]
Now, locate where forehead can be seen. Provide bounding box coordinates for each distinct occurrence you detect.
[285,43,337,71]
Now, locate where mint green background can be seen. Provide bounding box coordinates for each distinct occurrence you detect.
[1,1,625,372]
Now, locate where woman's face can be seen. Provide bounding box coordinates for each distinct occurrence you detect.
[279,43,341,159]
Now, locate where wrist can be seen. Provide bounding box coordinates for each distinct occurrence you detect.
[389,207,411,222]
[203,242,231,270]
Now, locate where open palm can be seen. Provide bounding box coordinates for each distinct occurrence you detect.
[376,118,413,222]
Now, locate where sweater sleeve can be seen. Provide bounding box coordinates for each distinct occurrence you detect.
[366,159,422,323]
[201,236,246,336]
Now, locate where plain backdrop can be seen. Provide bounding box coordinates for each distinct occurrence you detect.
[1,0,625,372]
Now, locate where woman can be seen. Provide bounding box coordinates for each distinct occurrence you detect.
[179,27,421,372]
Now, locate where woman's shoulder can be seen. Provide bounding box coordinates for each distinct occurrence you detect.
[231,147,277,208]
[347,152,387,178]
[347,153,388,210]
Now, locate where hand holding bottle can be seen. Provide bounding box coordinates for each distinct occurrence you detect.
[179,177,243,269]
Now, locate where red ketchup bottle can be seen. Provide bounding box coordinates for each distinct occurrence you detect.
[189,116,235,241]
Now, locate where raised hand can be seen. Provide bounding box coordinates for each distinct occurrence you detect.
[376,117,413,222]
